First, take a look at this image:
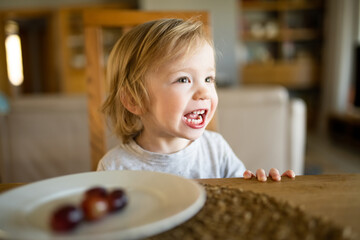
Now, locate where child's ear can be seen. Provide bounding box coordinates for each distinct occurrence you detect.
[120,92,142,115]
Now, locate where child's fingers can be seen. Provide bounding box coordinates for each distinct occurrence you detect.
[243,170,254,179]
[256,168,267,182]
[281,169,296,179]
[269,168,281,181]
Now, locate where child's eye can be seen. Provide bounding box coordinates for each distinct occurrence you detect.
[205,77,215,83]
[177,77,190,83]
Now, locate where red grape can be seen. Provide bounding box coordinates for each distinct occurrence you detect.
[50,186,128,232]
[50,205,83,232]
[81,195,109,221]
[84,186,108,198]
[108,189,128,212]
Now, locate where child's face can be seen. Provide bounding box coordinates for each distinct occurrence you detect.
[141,42,218,144]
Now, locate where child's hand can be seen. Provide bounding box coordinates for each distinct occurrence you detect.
[243,168,295,182]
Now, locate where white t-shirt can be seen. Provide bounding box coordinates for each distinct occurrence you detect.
[97,130,246,179]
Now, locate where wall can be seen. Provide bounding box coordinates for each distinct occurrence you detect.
[319,0,359,133]
[358,1,360,43]
[139,0,239,86]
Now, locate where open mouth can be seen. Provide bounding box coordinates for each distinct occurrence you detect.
[183,109,207,129]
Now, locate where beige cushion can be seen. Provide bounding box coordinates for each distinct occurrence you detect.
[217,86,306,174]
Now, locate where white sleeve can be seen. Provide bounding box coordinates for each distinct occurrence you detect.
[96,160,105,171]
[220,135,246,178]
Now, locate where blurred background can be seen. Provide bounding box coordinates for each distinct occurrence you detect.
[0,0,359,182]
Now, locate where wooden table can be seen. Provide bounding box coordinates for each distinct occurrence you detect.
[198,174,360,237]
[1,174,360,237]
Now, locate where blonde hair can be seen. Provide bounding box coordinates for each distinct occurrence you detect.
[103,18,213,143]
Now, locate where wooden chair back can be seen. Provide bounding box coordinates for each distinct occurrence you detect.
[83,10,216,170]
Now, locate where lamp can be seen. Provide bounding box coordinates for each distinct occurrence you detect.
[5,21,23,87]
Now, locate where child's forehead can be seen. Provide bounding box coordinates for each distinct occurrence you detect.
[155,42,215,71]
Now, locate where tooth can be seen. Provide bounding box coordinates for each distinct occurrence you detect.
[187,119,191,123]
[201,110,205,114]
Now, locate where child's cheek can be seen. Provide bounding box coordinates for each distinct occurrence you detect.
[212,93,219,111]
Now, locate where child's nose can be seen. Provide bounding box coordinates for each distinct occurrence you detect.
[193,84,211,100]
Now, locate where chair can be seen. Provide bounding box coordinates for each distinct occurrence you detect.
[216,86,306,175]
[83,10,213,170]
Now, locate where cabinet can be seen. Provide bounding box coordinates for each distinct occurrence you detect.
[239,0,324,89]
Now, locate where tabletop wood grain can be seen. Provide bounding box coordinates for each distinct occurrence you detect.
[1,174,359,236]
[197,174,360,236]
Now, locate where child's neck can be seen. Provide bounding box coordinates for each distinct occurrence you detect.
[135,133,192,154]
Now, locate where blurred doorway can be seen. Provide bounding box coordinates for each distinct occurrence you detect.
[3,11,60,95]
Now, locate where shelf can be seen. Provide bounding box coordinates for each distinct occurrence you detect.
[238,0,324,128]
[239,0,324,87]
[242,28,319,42]
[242,0,322,11]
[241,58,320,88]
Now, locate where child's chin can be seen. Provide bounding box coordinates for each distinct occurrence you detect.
[183,129,205,141]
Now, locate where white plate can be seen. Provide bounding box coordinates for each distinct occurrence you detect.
[0,170,206,240]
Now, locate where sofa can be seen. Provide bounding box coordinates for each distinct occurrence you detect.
[0,86,306,183]
[0,95,91,183]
